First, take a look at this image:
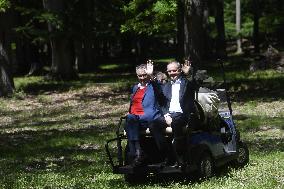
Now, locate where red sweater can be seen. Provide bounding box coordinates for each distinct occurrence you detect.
[130,87,146,115]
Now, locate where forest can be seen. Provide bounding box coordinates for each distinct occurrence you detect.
[0,0,283,188]
[0,0,283,95]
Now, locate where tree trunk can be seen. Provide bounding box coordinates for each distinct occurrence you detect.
[176,0,185,62]
[202,1,211,59]
[74,40,84,72]
[50,38,76,80]
[215,0,227,58]
[15,38,29,74]
[177,0,205,63]
[74,39,95,73]
[43,0,77,80]
[121,33,133,59]
[185,0,206,65]
[253,0,260,54]
[29,43,42,75]
[0,42,14,97]
[0,10,15,96]
[83,39,95,71]
[135,36,148,63]
[236,0,242,54]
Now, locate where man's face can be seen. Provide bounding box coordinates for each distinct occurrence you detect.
[167,63,181,80]
[157,75,167,84]
[136,69,148,84]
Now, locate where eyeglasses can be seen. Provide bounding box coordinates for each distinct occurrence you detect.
[167,69,178,73]
[137,74,147,77]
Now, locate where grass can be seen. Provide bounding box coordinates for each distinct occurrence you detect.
[0,55,283,188]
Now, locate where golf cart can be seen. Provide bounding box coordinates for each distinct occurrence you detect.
[105,61,249,182]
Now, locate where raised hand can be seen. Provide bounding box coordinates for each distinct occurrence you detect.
[181,59,192,75]
[146,59,154,75]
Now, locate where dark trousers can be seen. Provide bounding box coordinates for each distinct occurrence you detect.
[125,114,148,141]
[150,113,188,159]
[125,114,148,156]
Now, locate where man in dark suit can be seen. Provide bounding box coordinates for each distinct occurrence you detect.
[150,61,196,166]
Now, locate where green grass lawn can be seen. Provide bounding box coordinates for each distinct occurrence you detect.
[0,56,283,188]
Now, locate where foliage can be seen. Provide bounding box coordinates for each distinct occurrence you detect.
[224,0,253,39]
[224,0,284,40]
[259,14,284,34]
[10,0,125,45]
[121,0,284,44]
[14,6,61,43]
[0,0,10,12]
[13,1,78,42]
[121,0,176,36]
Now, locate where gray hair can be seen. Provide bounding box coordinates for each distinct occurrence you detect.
[167,61,181,69]
[136,64,147,72]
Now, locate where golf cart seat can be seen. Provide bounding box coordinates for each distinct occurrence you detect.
[141,125,175,135]
[123,122,175,136]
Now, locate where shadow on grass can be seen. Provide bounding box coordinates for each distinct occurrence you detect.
[234,114,250,120]
[107,173,198,187]
[230,77,284,102]
[0,122,282,185]
[15,54,284,101]
[17,73,136,95]
[2,90,127,130]
[74,88,129,103]
[246,138,284,153]
[1,107,75,129]
[0,125,115,175]
[201,55,284,102]
[0,107,121,128]
[107,165,244,187]
[234,115,284,132]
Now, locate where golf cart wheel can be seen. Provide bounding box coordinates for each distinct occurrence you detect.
[197,152,214,179]
[232,141,249,167]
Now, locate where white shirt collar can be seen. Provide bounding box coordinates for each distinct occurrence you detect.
[138,83,148,89]
[171,79,181,84]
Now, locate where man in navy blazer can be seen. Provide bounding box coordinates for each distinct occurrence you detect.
[150,61,196,166]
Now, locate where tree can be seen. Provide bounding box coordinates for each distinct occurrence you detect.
[184,0,207,65]
[5,0,128,75]
[235,0,242,53]
[252,0,260,53]
[71,0,95,72]
[214,0,226,58]
[122,0,212,64]
[176,0,186,62]
[121,0,177,62]
[0,0,14,97]
[13,0,47,76]
[42,0,77,80]
[0,43,14,97]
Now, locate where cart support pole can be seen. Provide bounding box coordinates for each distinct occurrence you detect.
[218,59,233,116]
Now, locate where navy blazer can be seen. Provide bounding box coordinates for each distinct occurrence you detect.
[160,76,195,118]
[129,82,162,122]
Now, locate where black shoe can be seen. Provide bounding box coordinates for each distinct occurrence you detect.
[175,153,186,168]
[131,153,146,167]
[160,157,176,167]
[166,157,176,166]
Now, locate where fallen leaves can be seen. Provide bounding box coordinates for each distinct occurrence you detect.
[0,84,129,134]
